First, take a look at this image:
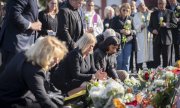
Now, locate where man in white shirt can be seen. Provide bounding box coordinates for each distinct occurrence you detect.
[84,0,103,36]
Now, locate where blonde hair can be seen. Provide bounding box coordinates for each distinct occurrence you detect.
[119,3,131,17]
[104,6,115,19]
[25,36,68,71]
[76,33,96,54]
[46,0,59,14]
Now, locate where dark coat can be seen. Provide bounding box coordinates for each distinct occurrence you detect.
[0,52,58,108]
[56,2,83,51]
[51,48,96,93]
[148,9,177,45]
[0,0,39,53]
[38,10,58,36]
[166,3,180,44]
[94,48,119,79]
[110,16,135,44]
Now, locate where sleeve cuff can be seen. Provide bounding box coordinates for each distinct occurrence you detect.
[27,22,32,29]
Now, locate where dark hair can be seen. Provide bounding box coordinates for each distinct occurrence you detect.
[100,36,120,52]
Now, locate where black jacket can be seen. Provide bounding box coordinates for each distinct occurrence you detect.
[0,0,39,53]
[148,9,177,45]
[51,48,96,93]
[0,52,58,108]
[166,3,180,44]
[38,10,58,36]
[111,16,135,44]
[56,2,83,51]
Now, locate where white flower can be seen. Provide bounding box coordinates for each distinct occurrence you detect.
[177,6,180,10]
[126,20,131,25]
[103,79,125,98]
[154,79,165,86]
[165,71,175,79]
[105,23,109,28]
[123,93,135,103]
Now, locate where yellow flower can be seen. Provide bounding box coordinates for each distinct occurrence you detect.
[113,98,125,108]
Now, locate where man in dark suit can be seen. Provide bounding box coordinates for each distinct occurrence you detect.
[0,0,42,72]
[167,0,180,62]
[56,0,84,51]
[148,0,177,68]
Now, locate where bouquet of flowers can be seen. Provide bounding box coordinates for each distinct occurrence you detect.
[122,19,132,44]
[148,69,178,107]
[87,79,125,108]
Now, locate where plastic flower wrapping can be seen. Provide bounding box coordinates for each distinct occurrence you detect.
[87,79,125,108]
[84,66,179,108]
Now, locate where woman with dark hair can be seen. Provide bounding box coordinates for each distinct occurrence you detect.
[38,0,59,36]
[0,36,68,108]
[94,36,120,80]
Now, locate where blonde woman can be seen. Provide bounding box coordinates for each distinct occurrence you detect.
[39,0,59,36]
[0,36,68,108]
[103,6,115,31]
[52,33,107,95]
[111,3,135,72]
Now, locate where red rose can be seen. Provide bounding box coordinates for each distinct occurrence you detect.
[144,72,149,81]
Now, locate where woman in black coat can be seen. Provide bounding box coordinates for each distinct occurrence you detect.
[94,36,120,80]
[51,33,107,95]
[0,36,68,108]
[38,0,58,36]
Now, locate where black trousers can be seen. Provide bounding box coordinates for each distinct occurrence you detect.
[151,43,172,68]
[174,44,180,62]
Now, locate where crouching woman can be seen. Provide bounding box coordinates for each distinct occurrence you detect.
[0,36,68,108]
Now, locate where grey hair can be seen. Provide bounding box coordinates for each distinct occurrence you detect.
[76,33,96,54]
[104,6,115,19]
[103,28,116,40]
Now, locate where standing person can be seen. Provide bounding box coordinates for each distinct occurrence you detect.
[56,0,84,51]
[0,36,68,108]
[111,3,135,72]
[148,0,177,68]
[133,0,153,70]
[0,0,42,73]
[103,6,115,31]
[130,0,137,17]
[84,0,103,36]
[38,0,59,37]
[129,0,138,73]
[166,0,180,62]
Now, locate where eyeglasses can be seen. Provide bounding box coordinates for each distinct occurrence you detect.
[88,4,94,7]
[122,9,129,12]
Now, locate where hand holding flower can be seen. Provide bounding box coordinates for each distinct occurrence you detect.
[152,29,158,35]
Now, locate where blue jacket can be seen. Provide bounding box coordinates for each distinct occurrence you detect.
[0,0,39,53]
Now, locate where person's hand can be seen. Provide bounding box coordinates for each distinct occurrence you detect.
[48,92,64,107]
[30,21,42,31]
[152,29,158,35]
[141,24,146,30]
[120,29,125,34]
[124,30,131,35]
[95,69,107,80]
